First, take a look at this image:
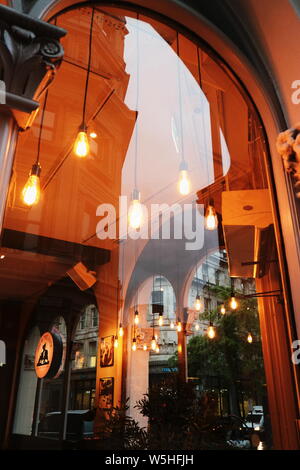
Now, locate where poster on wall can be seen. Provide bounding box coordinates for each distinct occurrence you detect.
[99,377,114,410]
[100,335,114,367]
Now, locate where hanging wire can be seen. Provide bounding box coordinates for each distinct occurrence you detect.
[36,90,49,165]
[82,8,95,126]
[134,12,140,190]
[176,32,185,164]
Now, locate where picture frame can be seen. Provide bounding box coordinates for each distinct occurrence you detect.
[99,377,114,410]
[100,335,114,367]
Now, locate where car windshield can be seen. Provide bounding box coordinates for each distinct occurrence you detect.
[246,414,262,424]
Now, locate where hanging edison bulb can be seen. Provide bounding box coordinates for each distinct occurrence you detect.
[178,161,190,196]
[119,323,124,337]
[132,338,137,351]
[151,336,157,351]
[156,345,160,353]
[158,312,163,327]
[114,336,119,348]
[22,163,41,206]
[205,200,218,231]
[220,304,226,315]
[177,321,182,333]
[247,332,253,344]
[128,189,143,229]
[170,320,175,329]
[230,294,238,310]
[143,344,147,351]
[74,125,90,158]
[134,310,139,325]
[195,323,200,331]
[207,323,216,339]
[194,295,202,312]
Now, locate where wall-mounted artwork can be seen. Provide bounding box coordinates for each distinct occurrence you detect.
[100,335,114,367]
[99,377,114,410]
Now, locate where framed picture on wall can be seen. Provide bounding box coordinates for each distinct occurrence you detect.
[100,335,114,367]
[99,377,114,410]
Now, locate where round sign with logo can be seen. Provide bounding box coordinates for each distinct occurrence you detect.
[34,331,63,379]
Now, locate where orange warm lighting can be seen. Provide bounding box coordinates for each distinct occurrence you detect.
[207,323,216,339]
[22,163,41,206]
[194,295,202,312]
[205,204,218,231]
[220,304,226,315]
[74,130,89,157]
[151,336,156,351]
[247,332,253,344]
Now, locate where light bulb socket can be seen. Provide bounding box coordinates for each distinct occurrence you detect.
[179,160,188,172]
[79,122,88,133]
[31,163,41,177]
[132,188,140,201]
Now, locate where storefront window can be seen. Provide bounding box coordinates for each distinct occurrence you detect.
[2,4,285,449]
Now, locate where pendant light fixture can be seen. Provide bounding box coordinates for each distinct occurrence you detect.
[220,304,226,315]
[247,332,253,344]
[194,295,202,312]
[176,32,191,196]
[132,337,137,351]
[230,279,238,310]
[128,188,143,229]
[207,322,216,339]
[205,198,218,231]
[128,14,143,229]
[22,90,49,206]
[73,8,95,158]
[134,309,139,325]
[170,319,175,329]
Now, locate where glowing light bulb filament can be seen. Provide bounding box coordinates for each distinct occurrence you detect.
[22,163,41,206]
[151,336,156,351]
[247,333,253,344]
[230,296,238,310]
[207,324,216,339]
[205,203,218,231]
[195,295,202,312]
[74,130,89,158]
[128,189,143,229]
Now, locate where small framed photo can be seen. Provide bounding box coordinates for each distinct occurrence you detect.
[99,377,114,410]
[100,335,114,367]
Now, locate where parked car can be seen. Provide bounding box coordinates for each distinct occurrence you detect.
[245,406,264,432]
[37,410,94,443]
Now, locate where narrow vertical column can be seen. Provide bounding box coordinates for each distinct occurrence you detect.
[0,112,18,232]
